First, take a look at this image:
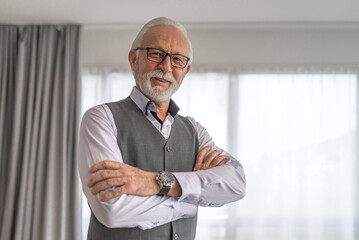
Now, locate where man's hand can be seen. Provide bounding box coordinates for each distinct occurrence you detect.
[193,146,227,171]
[87,160,159,201]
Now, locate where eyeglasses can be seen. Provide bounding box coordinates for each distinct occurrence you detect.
[136,47,190,69]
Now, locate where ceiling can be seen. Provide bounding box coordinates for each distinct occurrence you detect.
[1,0,359,26]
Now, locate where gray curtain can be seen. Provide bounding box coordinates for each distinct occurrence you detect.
[0,25,81,240]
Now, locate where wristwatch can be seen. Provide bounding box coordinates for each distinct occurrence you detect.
[156,171,175,196]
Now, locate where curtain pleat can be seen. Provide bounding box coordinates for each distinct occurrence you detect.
[0,25,81,240]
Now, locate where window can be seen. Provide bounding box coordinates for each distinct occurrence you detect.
[235,74,357,240]
[81,68,358,240]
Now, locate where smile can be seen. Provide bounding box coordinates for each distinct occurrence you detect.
[154,77,170,83]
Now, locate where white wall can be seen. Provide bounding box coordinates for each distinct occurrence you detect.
[81,24,359,69]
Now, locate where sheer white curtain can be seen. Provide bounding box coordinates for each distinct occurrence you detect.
[81,66,358,240]
[235,71,357,240]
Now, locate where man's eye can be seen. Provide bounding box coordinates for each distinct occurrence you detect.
[150,51,164,58]
[173,56,184,64]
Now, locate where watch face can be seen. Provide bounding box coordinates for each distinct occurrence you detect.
[159,171,175,187]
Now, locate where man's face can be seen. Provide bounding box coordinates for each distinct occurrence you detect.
[129,25,191,103]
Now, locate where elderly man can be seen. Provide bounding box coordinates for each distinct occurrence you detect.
[78,17,246,240]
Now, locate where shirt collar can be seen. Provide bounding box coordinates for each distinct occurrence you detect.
[129,87,180,117]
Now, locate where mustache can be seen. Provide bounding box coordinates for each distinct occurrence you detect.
[146,70,175,83]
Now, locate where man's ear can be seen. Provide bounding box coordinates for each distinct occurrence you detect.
[128,49,136,71]
[184,64,191,75]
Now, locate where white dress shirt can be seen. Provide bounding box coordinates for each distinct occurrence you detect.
[77,87,246,229]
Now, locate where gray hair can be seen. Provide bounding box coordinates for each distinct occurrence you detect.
[131,17,193,63]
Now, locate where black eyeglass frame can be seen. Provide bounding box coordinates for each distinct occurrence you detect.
[135,47,190,69]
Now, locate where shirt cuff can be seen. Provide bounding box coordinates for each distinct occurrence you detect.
[173,199,198,219]
[172,172,202,202]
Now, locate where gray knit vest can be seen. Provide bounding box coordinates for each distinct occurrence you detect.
[87,97,199,240]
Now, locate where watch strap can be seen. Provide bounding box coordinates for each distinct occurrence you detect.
[157,185,171,196]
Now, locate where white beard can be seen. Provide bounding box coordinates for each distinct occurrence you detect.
[134,67,181,102]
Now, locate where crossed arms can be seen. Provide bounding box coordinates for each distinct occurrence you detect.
[77,105,246,229]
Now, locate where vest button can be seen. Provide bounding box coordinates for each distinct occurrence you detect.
[166,146,172,152]
[173,233,179,239]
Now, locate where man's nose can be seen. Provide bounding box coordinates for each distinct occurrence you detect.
[157,55,172,73]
